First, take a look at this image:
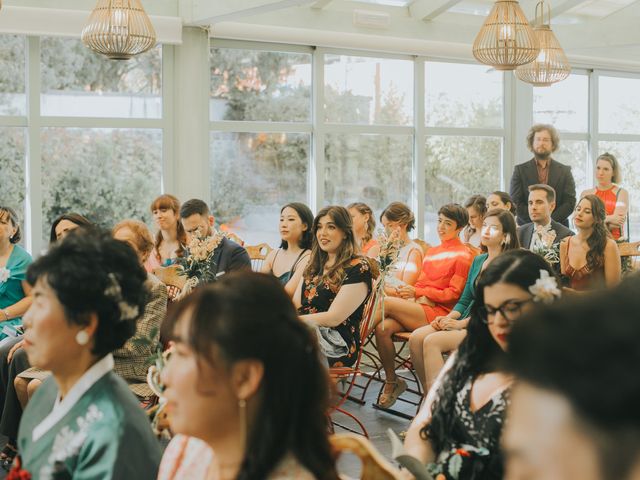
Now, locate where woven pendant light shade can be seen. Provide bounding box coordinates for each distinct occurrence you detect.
[81,0,156,61]
[473,0,540,71]
[516,2,570,86]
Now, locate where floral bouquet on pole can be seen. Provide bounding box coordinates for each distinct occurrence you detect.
[531,224,560,266]
[177,229,225,297]
[372,229,403,330]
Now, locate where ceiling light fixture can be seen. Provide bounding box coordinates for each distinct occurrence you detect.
[472,0,539,71]
[81,0,156,61]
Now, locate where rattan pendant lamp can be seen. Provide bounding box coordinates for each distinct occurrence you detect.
[81,0,156,60]
[516,0,570,86]
[473,0,540,70]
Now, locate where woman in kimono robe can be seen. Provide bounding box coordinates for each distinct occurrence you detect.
[9,228,161,479]
[0,206,32,341]
[158,272,339,480]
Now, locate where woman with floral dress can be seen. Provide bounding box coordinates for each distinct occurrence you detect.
[295,206,377,367]
[403,250,561,479]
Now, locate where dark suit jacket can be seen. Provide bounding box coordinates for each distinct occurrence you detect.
[517,220,574,249]
[208,237,251,278]
[509,158,577,227]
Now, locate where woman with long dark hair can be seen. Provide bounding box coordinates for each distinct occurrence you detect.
[560,195,620,291]
[403,249,561,479]
[485,191,516,217]
[145,194,187,272]
[262,202,313,297]
[158,272,339,480]
[49,213,92,243]
[295,206,376,368]
[462,195,487,248]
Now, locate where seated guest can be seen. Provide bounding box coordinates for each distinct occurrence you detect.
[409,209,520,391]
[0,206,32,341]
[295,206,376,368]
[180,199,251,280]
[379,202,424,292]
[49,213,92,243]
[348,202,380,258]
[146,194,187,271]
[158,273,339,480]
[373,204,474,408]
[404,250,561,479]
[560,195,621,291]
[10,229,161,479]
[486,191,517,216]
[261,202,313,297]
[517,185,573,269]
[462,195,487,248]
[580,152,629,241]
[504,276,640,480]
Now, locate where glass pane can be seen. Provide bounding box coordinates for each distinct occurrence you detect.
[0,35,26,116]
[598,141,640,241]
[599,76,640,134]
[210,48,311,122]
[41,38,161,118]
[210,132,310,247]
[324,55,413,125]
[553,140,589,197]
[41,128,162,244]
[424,136,502,244]
[533,74,588,132]
[0,128,26,221]
[426,62,503,128]
[324,134,413,211]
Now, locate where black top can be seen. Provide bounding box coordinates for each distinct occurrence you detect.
[298,257,372,367]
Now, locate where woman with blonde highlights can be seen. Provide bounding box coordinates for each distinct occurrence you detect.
[347,202,380,258]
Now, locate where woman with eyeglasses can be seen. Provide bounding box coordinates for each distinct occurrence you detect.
[403,249,560,480]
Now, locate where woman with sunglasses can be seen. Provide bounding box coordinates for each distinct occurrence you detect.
[403,249,560,480]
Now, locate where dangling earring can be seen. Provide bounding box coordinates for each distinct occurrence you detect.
[238,398,247,451]
[502,233,511,246]
[75,330,90,346]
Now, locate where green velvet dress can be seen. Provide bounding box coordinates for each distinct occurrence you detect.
[16,355,161,479]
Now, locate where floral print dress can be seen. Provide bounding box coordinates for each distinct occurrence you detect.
[427,378,510,480]
[298,257,372,367]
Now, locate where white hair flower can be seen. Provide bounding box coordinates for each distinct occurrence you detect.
[529,270,562,304]
[0,268,10,284]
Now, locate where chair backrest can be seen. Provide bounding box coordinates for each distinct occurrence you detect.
[245,243,273,271]
[359,287,379,342]
[226,232,245,246]
[330,433,401,480]
[619,241,640,271]
[153,265,187,302]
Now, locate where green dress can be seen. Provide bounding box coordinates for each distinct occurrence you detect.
[16,354,161,479]
[0,244,32,340]
[452,253,488,321]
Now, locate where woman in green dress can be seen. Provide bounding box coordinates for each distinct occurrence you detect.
[9,228,161,479]
[0,206,32,341]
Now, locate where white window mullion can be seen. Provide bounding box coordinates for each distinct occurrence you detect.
[25,35,42,255]
[414,57,426,240]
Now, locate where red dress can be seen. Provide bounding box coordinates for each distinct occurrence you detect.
[595,186,622,240]
[413,237,474,323]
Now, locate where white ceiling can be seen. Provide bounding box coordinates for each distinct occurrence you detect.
[4,0,640,70]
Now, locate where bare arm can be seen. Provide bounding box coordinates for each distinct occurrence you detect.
[260,248,277,274]
[293,277,303,309]
[606,188,629,227]
[1,281,32,321]
[284,253,310,298]
[399,248,423,287]
[299,282,369,328]
[604,239,621,287]
[559,238,569,276]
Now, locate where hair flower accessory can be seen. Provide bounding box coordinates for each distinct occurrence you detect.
[0,267,10,284]
[529,270,561,304]
[104,273,140,321]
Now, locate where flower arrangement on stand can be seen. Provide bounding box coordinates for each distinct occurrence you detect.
[372,229,403,330]
[531,225,560,266]
[176,229,225,298]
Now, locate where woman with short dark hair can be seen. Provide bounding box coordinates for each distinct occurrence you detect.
[49,213,92,244]
[11,229,161,479]
[158,272,339,480]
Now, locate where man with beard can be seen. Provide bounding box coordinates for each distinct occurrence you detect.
[510,124,576,227]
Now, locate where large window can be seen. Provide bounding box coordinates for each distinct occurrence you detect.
[0,35,26,116]
[0,128,26,217]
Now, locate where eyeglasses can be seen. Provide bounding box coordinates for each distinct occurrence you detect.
[479,299,533,325]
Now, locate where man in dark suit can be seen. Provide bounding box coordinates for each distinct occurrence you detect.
[180,199,251,280]
[517,185,573,268]
[510,124,576,227]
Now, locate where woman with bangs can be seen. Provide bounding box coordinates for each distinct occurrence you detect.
[158,272,338,480]
[262,202,314,297]
[145,194,187,272]
[295,206,376,368]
